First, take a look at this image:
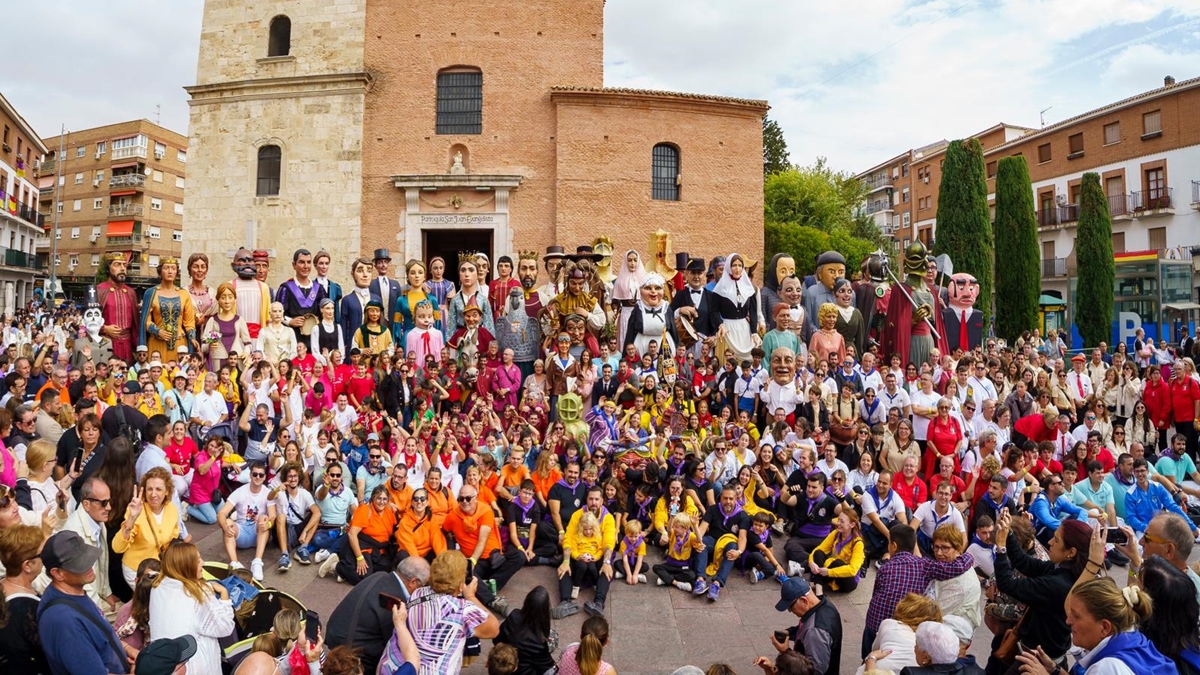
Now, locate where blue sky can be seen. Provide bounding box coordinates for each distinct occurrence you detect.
[9,0,1200,173]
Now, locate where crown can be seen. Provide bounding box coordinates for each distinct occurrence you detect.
[518,249,539,261]
[104,252,127,263]
[458,251,479,266]
[160,256,179,267]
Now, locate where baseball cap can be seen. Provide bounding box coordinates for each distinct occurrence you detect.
[176,345,190,354]
[41,531,101,575]
[149,360,164,369]
[123,381,143,395]
[135,636,198,675]
[136,345,149,353]
[775,576,811,611]
[367,432,381,442]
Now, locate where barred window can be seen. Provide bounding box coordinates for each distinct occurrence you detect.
[257,145,281,196]
[436,70,483,135]
[652,144,680,201]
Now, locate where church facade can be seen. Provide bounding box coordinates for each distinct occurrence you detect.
[185,0,766,285]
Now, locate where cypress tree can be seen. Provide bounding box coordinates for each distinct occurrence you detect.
[1075,172,1115,348]
[992,156,1040,343]
[933,138,994,328]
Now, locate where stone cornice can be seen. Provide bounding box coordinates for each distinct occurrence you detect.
[186,72,373,105]
[550,85,769,118]
[391,174,524,190]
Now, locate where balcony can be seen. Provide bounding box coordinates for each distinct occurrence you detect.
[1130,188,1174,216]
[864,199,894,216]
[1,248,42,271]
[112,145,147,161]
[864,175,893,192]
[1041,258,1067,278]
[1191,181,1198,210]
[109,204,144,217]
[1037,209,1058,228]
[110,174,146,189]
[1058,203,1079,223]
[1108,193,1132,220]
[105,233,144,246]
[37,159,55,175]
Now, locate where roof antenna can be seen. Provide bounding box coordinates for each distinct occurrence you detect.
[1039,106,1053,128]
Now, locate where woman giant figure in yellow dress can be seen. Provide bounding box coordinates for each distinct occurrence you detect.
[140,256,198,357]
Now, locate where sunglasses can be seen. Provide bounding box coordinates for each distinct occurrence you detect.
[84,497,113,508]
[412,496,428,503]
[457,495,476,503]
[328,473,343,478]
[369,454,382,459]
[251,472,267,478]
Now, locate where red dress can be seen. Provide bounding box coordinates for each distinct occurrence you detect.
[924,415,963,478]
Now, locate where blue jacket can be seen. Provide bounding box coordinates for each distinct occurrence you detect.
[38,585,128,674]
[1028,492,1086,532]
[1071,630,1173,675]
[1125,480,1191,533]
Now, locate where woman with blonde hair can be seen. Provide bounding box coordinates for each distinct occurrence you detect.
[806,509,865,593]
[1015,577,1171,675]
[149,541,235,675]
[856,593,943,675]
[24,439,71,513]
[112,466,181,586]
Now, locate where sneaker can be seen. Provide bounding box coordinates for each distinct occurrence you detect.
[336,576,344,583]
[657,577,667,586]
[614,570,625,580]
[318,553,339,578]
[787,561,804,578]
[489,597,509,616]
[278,554,291,572]
[637,573,647,584]
[571,586,580,600]
[774,572,789,584]
[583,600,605,617]
[674,581,692,592]
[229,560,245,571]
[771,520,786,535]
[750,569,765,584]
[296,548,312,565]
[692,579,709,595]
[313,549,331,564]
[250,558,264,582]
[707,583,721,601]
[551,601,580,619]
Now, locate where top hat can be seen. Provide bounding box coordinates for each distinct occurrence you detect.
[373,248,392,262]
[544,246,566,261]
[686,257,705,273]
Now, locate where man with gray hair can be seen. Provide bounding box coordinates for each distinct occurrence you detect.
[1112,512,1200,603]
[911,621,969,672]
[325,555,432,669]
[36,477,118,619]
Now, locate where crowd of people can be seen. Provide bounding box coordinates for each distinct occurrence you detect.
[1,240,1200,675]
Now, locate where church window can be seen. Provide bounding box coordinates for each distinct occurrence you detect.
[436,69,483,135]
[256,145,281,196]
[268,16,291,57]
[652,144,680,201]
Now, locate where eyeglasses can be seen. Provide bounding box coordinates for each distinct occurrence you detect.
[1142,532,1168,546]
[328,473,343,478]
[457,495,476,503]
[251,472,267,478]
[412,496,428,503]
[1113,430,1125,435]
[84,497,113,508]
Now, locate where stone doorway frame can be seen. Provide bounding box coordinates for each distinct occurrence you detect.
[391,174,523,264]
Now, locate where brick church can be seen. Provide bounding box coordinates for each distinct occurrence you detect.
[185,0,767,285]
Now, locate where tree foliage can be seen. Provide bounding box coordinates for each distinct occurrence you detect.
[763,116,791,177]
[932,138,994,328]
[992,155,1041,344]
[765,221,877,278]
[1075,172,1115,348]
[764,159,869,231]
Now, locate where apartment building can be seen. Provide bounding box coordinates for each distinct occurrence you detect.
[0,92,48,317]
[37,120,188,299]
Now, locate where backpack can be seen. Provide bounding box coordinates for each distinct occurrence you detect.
[114,404,143,450]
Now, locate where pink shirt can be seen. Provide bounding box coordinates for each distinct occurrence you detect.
[188,449,224,505]
[557,643,614,675]
[164,437,199,476]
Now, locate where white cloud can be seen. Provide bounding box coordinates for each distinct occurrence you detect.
[1104,43,1200,89]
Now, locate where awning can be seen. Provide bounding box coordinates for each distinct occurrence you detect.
[110,190,137,197]
[1039,295,1066,306]
[107,221,135,237]
[1164,302,1200,312]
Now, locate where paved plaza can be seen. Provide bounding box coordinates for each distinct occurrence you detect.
[186,520,1046,675]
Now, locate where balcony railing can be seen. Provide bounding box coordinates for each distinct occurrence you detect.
[1191,180,1198,205]
[37,160,55,175]
[864,175,893,191]
[1108,194,1131,217]
[1131,188,1173,211]
[109,174,146,189]
[109,204,144,217]
[1042,258,1067,277]
[106,234,144,245]
[1,248,41,270]
[1058,204,1079,223]
[1037,209,1057,227]
[864,200,893,215]
[112,146,147,160]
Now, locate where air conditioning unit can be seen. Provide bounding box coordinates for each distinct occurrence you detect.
[1056,194,1067,206]
[922,176,929,184]
[95,150,102,159]
[89,235,99,243]
[154,150,165,159]
[92,178,100,187]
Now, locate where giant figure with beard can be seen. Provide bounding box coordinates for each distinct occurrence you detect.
[231,247,273,341]
[882,241,948,368]
[96,252,139,362]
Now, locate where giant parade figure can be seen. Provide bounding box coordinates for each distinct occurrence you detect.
[231,248,272,342]
[943,272,983,354]
[96,252,139,363]
[882,241,949,368]
[800,251,845,340]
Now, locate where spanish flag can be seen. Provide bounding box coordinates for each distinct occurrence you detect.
[6,196,15,214]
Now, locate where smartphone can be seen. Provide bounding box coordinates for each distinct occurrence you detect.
[465,558,475,584]
[773,630,789,644]
[378,593,404,612]
[304,610,322,642]
[1105,527,1128,545]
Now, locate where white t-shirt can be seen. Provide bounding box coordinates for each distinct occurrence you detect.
[910,390,942,440]
[861,488,904,522]
[333,405,359,435]
[275,487,316,526]
[193,390,227,426]
[878,387,911,416]
[227,484,273,525]
[912,501,966,538]
[817,458,849,481]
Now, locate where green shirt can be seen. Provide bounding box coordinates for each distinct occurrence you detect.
[1155,453,1197,486]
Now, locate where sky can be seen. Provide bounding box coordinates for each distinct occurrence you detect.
[8,0,1200,173]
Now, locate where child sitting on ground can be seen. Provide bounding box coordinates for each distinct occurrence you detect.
[652,513,704,591]
[615,520,647,584]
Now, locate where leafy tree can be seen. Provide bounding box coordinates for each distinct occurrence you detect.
[764,159,869,231]
[765,222,876,278]
[763,116,791,177]
[992,155,1040,343]
[1075,172,1115,348]
[933,138,994,327]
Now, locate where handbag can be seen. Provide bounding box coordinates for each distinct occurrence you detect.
[993,610,1028,664]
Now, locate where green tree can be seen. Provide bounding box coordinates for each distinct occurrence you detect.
[765,221,876,278]
[763,116,791,177]
[933,138,994,327]
[1075,172,1115,348]
[764,159,869,231]
[992,155,1040,343]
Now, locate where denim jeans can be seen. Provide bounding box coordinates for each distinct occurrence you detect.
[694,535,737,586]
[187,501,221,524]
[297,527,346,557]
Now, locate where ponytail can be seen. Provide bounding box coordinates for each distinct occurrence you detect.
[576,615,610,675]
[1070,577,1153,634]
